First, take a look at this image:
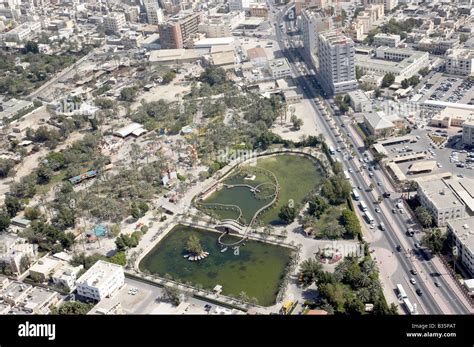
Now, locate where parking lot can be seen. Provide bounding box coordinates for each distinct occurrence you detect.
[90,277,244,314]
[417,73,474,105]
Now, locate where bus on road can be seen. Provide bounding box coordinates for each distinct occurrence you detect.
[397,284,408,300]
[344,170,350,180]
[403,298,417,315]
[328,146,336,155]
[359,200,368,212]
[352,188,360,201]
[364,211,374,224]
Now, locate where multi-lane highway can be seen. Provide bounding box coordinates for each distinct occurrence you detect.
[268,1,471,314]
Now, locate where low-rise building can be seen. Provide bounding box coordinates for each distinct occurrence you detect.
[18,286,59,314]
[247,47,267,66]
[267,58,292,79]
[0,281,33,305]
[447,218,474,277]
[51,263,83,292]
[462,120,474,146]
[0,233,37,274]
[0,97,34,122]
[75,260,124,301]
[446,49,474,77]
[363,110,403,137]
[356,47,429,83]
[250,4,268,18]
[359,73,384,89]
[104,12,127,34]
[373,33,400,47]
[347,90,372,112]
[417,179,466,227]
[28,257,63,283]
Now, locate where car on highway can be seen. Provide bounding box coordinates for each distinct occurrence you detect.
[411,269,417,275]
[375,207,380,213]
[406,228,415,236]
[396,245,402,252]
[410,278,416,285]
[414,242,422,248]
[392,208,397,214]
[416,288,423,296]
[434,282,441,287]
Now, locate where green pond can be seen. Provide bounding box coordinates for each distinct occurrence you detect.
[200,154,324,225]
[139,225,293,306]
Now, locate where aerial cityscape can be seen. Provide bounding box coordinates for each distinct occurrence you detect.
[0,0,473,319]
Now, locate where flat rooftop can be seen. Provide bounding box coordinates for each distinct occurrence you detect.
[76,260,122,288]
[268,58,290,72]
[418,179,464,210]
[448,217,474,254]
[445,177,474,213]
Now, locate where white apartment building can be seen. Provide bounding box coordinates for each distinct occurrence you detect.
[228,0,264,11]
[104,12,127,33]
[198,12,244,38]
[356,47,429,83]
[0,233,37,274]
[373,33,400,47]
[301,7,333,70]
[448,218,474,277]
[4,21,41,42]
[417,179,466,227]
[75,260,124,301]
[318,31,358,95]
[143,0,164,25]
[446,49,474,77]
[52,263,83,292]
[347,90,372,112]
[363,0,398,12]
[267,58,292,79]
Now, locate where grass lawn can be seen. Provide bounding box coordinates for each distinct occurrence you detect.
[257,155,324,224]
[199,154,324,225]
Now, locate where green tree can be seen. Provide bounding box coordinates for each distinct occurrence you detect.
[36,164,53,184]
[278,204,297,224]
[24,206,41,220]
[0,158,15,178]
[0,212,10,232]
[185,234,203,255]
[54,301,94,315]
[422,228,446,254]
[108,251,127,265]
[120,86,139,102]
[418,67,429,77]
[356,66,364,80]
[307,196,329,218]
[340,209,361,238]
[161,286,182,306]
[381,73,395,88]
[415,206,433,228]
[298,258,323,285]
[162,70,176,84]
[290,115,303,130]
[4,195,22,217]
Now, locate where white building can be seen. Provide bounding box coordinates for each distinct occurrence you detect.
[143,0,164,25]
[4,21,41,42]
[267,58,292,79]
[301,7,333,70]
[446,49,474,77]
[198,12,244,38]
[417,179,466,227]
[52,263,83,292]
[228,0,264,11]
[0,233,37,274]
[356,47,429,83]
[104,12,127,33]
[75,260,124,301]
[318,31,358,95]
[447,218,474,277]
[347,90,372,112]
[373,33,400,48]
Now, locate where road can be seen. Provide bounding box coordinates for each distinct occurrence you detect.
[269,1,472,315]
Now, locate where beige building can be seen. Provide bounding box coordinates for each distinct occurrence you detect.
[448,218,474,277]
[363,110,403,137]
[373,33,400,48]
[430,107,474,128]
[267,58,292,79]
[104,12,127,33]
[446,49,474,77]
[0,233,37,274]
[417,179,466,227]
[76,260,124,301]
